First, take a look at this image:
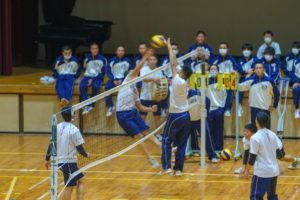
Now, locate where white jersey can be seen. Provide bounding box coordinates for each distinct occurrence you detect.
[56,122,84,164]
[169,74,189,113]
[207,82,227,110]
[243,137,250,151]
[257,42,281,59]
[84,59,105,77]
[250,128,282,178]
[188,94,201,121]
[110,60,131,79]
[140,65,165,100]
[116,75,139,112]
[57,61,79,75]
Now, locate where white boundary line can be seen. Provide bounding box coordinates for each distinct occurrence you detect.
[4,176,17,200]
[29,177,50,190]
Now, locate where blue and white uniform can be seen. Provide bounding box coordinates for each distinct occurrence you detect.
[161,74,190,172]
[161,54,184,79]
[290,58,300,109]
[257,42,281,59]
[190,58,206,73]
[209,55,237,112]
[281,53,299,76]
[206,77,227,151]
[188,89,217,160]
[80,54,106,105]
[116,75,149,137]
[105,56,132,107]
[188,43,214,60]
[238,74,280,128]
[252,58,281,83]
[249,128,282,199]
[53,56,81,102]
[139,65,165,116]
[237,56,258,104]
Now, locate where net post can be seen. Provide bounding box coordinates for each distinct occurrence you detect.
[199,70,207,167]
[51,114,58,200]
[234,73,242,159]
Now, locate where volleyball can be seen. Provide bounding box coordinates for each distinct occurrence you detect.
[220,149,232,161]
[150,35,166,48]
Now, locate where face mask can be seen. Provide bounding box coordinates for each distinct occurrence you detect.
[210,71,218,77]
[291,48,299,56]
[219,49,227,56]
[264,55,273,61]
[264,37,272,44]
[176,65,182,73]
[172,50,179,55]
[64,55,71,60]
[242,50,252,57]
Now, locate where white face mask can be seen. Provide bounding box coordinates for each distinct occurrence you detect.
[219,49,227,56]
[176,65,182,73]
[172,50,179,55]
[264,55,273,61]
[243,50,252,57]
[291,48,299,56]
[210,71,218,77]
[64,55,72,60]
[264,37,272,44]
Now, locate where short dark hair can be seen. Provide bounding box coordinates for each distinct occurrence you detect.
[254,62,265,69]
[256,111,270,128]
[291,41,300,48]
[242,43,253,51]
[138,42,147,47]
[264,46,275,55]
[220,42,229,48]
[171,43,179,47]
[182,65,193,80]
[244,123,257,133]
[263,30,274,36]
[61,105,73,122]
[196,30,206,37]
[62,45,72,52]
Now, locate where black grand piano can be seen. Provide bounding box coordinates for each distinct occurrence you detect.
[37,16,113,65]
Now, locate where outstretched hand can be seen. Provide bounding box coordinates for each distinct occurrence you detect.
[151,105,158,112]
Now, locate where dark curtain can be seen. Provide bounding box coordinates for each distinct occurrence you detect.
[42,0,76,23]
[0,0,13,75]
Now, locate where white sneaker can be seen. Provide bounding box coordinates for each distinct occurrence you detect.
[106,106,115,117]
[211,158,219,164]
[159,168,173,175]
[238,105,243,117]
[173,170,182,177]
[82,106,93,115]
[295,109,300,119]
[161,109,168,117]
[148,157,160,168]
[288,162,297,170]
[225,110,231,117]
[234,167,243,174]
[192,152,200,157]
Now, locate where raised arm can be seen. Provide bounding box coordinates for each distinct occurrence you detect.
[130,49,152,78]
[165,38,179,78]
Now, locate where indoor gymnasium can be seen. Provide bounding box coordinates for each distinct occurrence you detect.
[1,0,300,200]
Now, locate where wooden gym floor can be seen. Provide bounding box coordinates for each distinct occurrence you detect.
[0,134,300,200]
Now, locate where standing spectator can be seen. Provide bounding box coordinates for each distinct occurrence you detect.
[188,30,213,61]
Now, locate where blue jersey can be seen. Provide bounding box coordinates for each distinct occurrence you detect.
[289,57,300,83]
[237,56,258,76]
[161,54,184,78]
[188,43,214,59]
[252,58,281,82]
[208,55,237,73]
[107,56,132,81]
[83,54,107,80]
[52,56,81,79]
[281,53,300,75]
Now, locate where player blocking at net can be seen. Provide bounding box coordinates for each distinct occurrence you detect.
[115,48,162,168]
[160,38,193,176]
[44,106,89,200]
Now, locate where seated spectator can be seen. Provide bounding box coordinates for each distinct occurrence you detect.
[257,30,281,59]
[282,41,300,76]
[289,57,300,118]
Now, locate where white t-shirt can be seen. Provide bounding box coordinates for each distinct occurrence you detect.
[116,75,139,112]
[57,122,84,164]
[140,65,164,100]
[250,128,282,178]
[169,74,189,113]
[243,137,250,151]
[257,42,281,59]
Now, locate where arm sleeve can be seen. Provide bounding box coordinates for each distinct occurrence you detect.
[205,97,211,113]
[250,137,259,155]
[45,143,52,161]
[289,62,300,83]
[231,57,238,71]
[106,59,115,81]
[270,61,280,81]
[237,60,247,75]
[76,144,88,157]
[281,57,288,75]
[94,58,107,80]
[272,81,280,108]
[248,153,257,165]
[276,147,285,159]
[237,78,252,91]
[243,150,250,165]
[52,60,59,79]
[72,130,85,147]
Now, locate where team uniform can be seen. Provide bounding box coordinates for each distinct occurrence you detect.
[237,56,258,105]
[116,75,149,137]
[161,74,191,172]
[190,58,206,73]
[209,55,238,113]
[249,128,283,199]
[290,58,300,117]
[139,65,165,116]
[252,58,281,84]
[106,56,132,108]
[80,54,106,107]
[188,89,217,160]
[56,122,85,186]
[53,56,81,103]
[238,74,280,128]
[257,42,281,59]
[206,77,227,151]
[187,43,214,60]
[281,53,299,76]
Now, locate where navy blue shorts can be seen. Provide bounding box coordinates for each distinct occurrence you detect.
[58,163,84,187]
[117,109,150,137]
[139,100,161,116]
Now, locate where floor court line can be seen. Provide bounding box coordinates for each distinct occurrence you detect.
[1,168,300,178]
[4,176,17,200]
[0,175,300,185]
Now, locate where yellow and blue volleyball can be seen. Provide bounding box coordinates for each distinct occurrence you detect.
[220,149,232,161]
[150,35,165,48]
